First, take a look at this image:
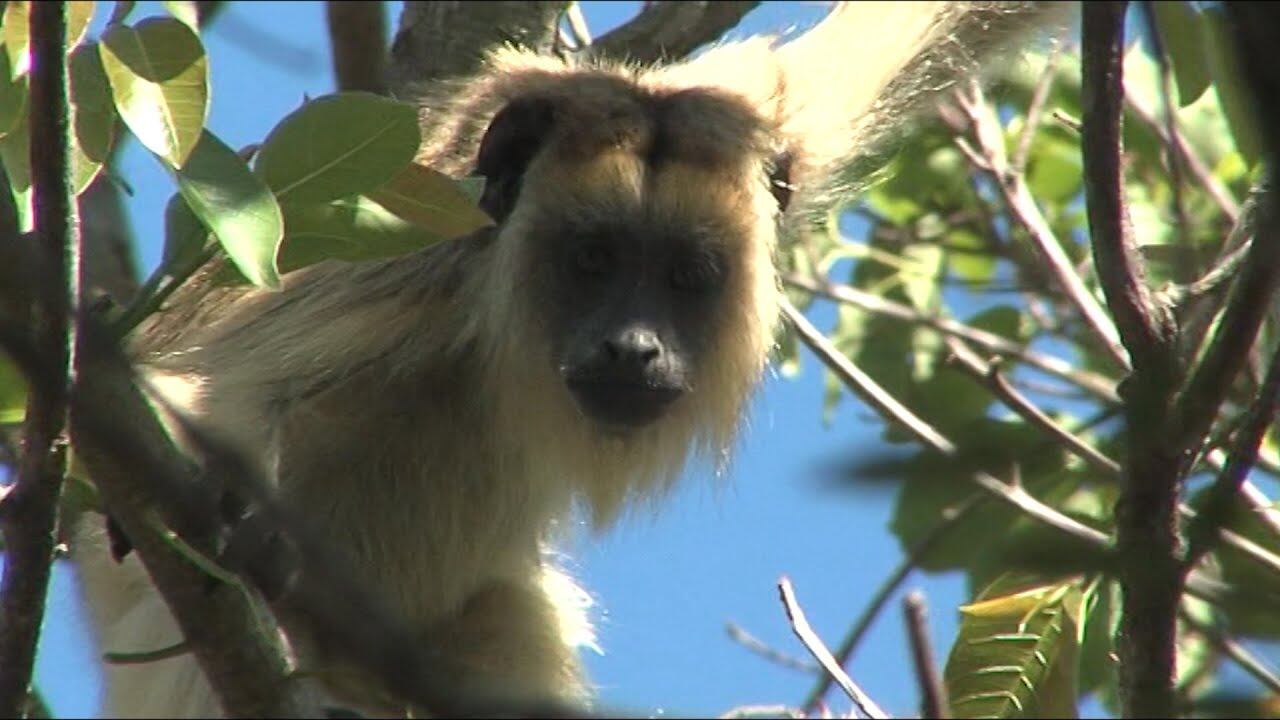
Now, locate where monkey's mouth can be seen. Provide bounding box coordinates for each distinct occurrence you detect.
[565,378,684,429]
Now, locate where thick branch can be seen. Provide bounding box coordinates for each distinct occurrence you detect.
[326,1,388,94]
[588,2,759,64]
[1082,4,1184,717]
[387,2,562,94]
[0,3,77,715]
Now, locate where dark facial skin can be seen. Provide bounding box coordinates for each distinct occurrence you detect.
[533,211,729,431]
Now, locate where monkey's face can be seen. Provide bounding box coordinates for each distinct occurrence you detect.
[474,88,780,436]
[535,214,728,431]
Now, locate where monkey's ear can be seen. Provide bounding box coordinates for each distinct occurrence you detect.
[475,96,559,222]
[767,151,794,213]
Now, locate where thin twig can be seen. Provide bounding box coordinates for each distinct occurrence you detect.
[951,82,1130,370]
[800,494,983,715]
[1141,3,1193,266]
[902,592,949,719]
[589,1,759,64]
[778,577,889,720]
[1011,44,1059,174]
[1185,343,1280,568]
[783,273,1119,403]
[943,339,1121,478]
[0,3,78,715]
[725,622,819,674]
[782,299,1111,549]
[1178,606,1280,694]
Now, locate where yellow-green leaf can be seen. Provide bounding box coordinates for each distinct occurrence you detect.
[0,47,26,138]
[278,194,445,274]
[366,162,492,239]
[3,1,95,78]
[1151,0,1211,107]
[0,355,26,424]
[946,574,1084,719]
[162,1,199,30]
[69,42,116,194]
[176,130,283,289]
[255,92,420,205]
[99,16,207,169]
[0,105,32,231]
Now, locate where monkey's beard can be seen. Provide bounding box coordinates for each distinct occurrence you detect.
[563,376,686,432]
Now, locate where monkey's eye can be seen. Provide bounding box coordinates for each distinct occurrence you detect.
[671,252,725,293]
[572,243,615,277]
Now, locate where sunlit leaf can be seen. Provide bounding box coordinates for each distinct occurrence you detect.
[69,42,116,194]
[366,162,492,239]
[255,92,420,205]
[1202,6,1262,167]
[161,190,209,268]
[163,0,199,29]
[0,355,26,424]
[277,194,444,274]
[175,130,283,289]
[99,16,208,169]
[946,574,1084,718]
[0,49,26,138]
[0,105,32,231]
[1151,0,1211,107]
[3,1,94,78]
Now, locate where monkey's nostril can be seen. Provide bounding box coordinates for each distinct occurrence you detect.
[605,329,661,365]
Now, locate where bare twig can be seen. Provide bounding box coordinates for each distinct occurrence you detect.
[563,3,592,48]
[783,273,1119,403]
[943,340,1121,478]
[1178,606,1280,695]
[589,2,759,65]
[778,577,889,720]
[782,299,1112,549]
[326,1,388,94]
[725,622,819,674]
[800,495,983,715]
[951,82,1130,370]
[1011,44,1059,174]
[0,3,78,714]
[903,592,948,719]
[1140,3,1193,264]
[1185,343,1280,568]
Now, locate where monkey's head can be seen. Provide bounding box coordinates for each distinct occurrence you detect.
[468,74,787,484]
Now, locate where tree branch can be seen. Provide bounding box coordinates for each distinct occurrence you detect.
[902,592,948,720]
[326,1,388,94]
[387,2,563,94]
[588,1,759,64]
[0,3,77,714]
[1081,4,1184,716]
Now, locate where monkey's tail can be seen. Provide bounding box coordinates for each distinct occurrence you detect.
[660,1,1066,222]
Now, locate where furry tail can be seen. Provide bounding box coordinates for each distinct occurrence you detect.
[656,1,1064,222]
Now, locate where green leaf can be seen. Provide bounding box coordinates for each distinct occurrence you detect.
[99,16,208,169]
[1151,1,1211,107]
[0,103,31,231]
[946,574,1084,719]
[175,130,283,289]
[1202,7,1262,167]
[366,162,492,239]
[108,1,137,26]
[69,42,116,195]
[3,1,95,78]
[0,47,26,138]
[0,355,26,424]
[161,190,209,267]
[277,195,444,274]
[163,0,199,30]
[1026,135,1082,204]
[255,92,420,205]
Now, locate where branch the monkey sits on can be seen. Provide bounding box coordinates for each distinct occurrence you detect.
[72,2,1065,716]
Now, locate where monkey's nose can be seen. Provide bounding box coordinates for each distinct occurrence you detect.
[603,328,661,367]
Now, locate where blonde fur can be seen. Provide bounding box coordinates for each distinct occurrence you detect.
[72,2,1058,716]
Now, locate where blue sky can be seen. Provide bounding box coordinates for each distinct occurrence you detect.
[26,2,1087,717]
